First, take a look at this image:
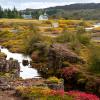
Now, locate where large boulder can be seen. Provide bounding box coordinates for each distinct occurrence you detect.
[48,44,84,68]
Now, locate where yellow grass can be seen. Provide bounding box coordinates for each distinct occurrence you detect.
[93,27,100,31]
[0,18,39,23]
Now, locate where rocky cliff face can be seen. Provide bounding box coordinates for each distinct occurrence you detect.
[0,53,20,79]
[48,43,84,69]
[31,43,84,69]
[0,59,19,73]
[0,52,20,90]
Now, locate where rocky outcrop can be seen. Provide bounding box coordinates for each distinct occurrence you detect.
[46,81,64,91]
[48,44,84,68]
[0,52,20,90]
[0,57,20,79]
[0,58,20,72]
[10,78,64,91]
[10,78,45,89]
[0,77,12,90]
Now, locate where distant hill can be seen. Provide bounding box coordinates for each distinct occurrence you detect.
[47,3,100,10]
[21,3,100,20]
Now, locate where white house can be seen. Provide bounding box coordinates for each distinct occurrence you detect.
[22,14,32,19]
[39,13,48,20]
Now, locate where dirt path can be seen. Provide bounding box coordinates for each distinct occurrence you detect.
[0,90,21,100]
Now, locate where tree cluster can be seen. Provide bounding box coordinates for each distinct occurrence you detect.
[0,6,21,18]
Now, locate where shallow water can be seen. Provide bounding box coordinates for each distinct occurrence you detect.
[93,23,100,28]
[85,23,100,42]
[0,46,40,79]
[86,23,100,31]
[92,37,100,41]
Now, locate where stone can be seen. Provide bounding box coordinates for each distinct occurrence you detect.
[22,60,29,66]
[46,80,64,91]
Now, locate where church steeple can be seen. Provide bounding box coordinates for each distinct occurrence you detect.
[44,10,48,15]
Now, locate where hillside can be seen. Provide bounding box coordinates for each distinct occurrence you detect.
[47,3,100,10]
[21,3,100,20]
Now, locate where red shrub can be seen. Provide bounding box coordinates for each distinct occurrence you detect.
[61,67,78,79]
[66,91,100,100]
[50,90,65,97]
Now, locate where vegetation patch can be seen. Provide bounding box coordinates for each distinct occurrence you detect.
[16,86,73,100]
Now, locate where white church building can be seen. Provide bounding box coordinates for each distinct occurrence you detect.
[39,12,48,21]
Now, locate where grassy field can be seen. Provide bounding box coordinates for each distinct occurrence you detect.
[0,19,97,52]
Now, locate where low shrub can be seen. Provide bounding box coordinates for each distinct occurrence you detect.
[47,77,62,84]
[16,86,73,100]
[89,46,100,73]
[85,81,97,93]
[61,67,79,80]
[77,34,91,45]
[67,91,100,100]
[24,32,42,55]
[56,31,77,43]
[16,86,100,100]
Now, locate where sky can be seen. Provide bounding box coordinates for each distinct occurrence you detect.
[0,0,100,10]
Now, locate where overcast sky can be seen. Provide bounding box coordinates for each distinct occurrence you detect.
[0,0,100,10]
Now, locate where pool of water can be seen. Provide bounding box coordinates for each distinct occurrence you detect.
[92,37,100,41]
[0,46,40,79]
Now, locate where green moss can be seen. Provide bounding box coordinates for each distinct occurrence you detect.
[47,77,63,84]
[62,61,70,67]
[0,72,11,78]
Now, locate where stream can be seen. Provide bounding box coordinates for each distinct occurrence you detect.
[0,46,40,79]
[86,23,100,41]
[86,22,100,30]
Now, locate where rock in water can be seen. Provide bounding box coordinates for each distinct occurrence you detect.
[22,60,29,66]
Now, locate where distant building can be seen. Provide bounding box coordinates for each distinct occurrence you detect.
[9,29,19,34]
[22,14,32,19]
[52,22,59,28]
[39,12,48,20]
